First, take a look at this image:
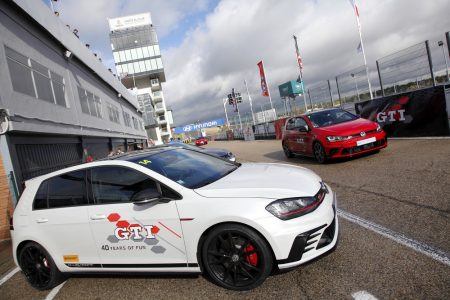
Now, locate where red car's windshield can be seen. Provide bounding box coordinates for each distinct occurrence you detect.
[307,109,358,128]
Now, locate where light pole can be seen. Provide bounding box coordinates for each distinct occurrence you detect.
[351,73,361,102]
[438,40,449,82]
[222,98,230,128]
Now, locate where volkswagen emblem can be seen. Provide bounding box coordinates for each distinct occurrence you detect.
[360,131,366,137]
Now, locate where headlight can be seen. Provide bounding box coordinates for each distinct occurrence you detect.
[266,182,328,220]
[326,135,351,142]
[376,123,382,132]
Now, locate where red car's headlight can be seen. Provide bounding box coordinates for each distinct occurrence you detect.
[326,136,352,142]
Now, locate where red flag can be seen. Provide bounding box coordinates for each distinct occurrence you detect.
[293,35,303,76]
[257,61,269,97]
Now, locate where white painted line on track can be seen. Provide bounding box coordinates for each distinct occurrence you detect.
[337,209,450,267]
[0,266,20,286]
[352,290,379,300]
[45,280,67,300]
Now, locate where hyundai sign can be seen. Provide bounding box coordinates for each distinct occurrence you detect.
[174,118,225,134]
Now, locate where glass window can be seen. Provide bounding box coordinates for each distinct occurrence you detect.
[145,60,151,72]
[94,96,102,118]
[47,170,88,208]
[116,65,122,74]
[307,108,358,128]
[121,64,128,74]
[78,86,90,114]
[136,47,143,59]
[86,91,97,117]
[127,63,135,74]
[139,61,146,72]
[156,58,163,69]
[5,46,29,65]
[148,46,155,57]
[294,117,307,129]
[90,166,158,205]
[128,149,238,189]
[53,81,66,107]
[119,51,126,62]
[6,58,36,97]
[151,59,157,70]
[130,48,137,60]
[133,62,140,73]
[113,51,120,63]
[33,71,54,103]
[142,46,149,58]
[125,49,132,61]
[154,45,160,56]
[33,181,48,210]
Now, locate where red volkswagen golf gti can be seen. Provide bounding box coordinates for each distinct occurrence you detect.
[282,108,387,163]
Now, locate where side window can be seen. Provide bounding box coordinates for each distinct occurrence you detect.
[90,166,158,205]
[286,118,295,130]
[161,184,182,200]
[294,117,307,129]
[33,181,48,210]
[47,170,88,209]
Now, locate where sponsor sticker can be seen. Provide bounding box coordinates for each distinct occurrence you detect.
[63,255,79,263]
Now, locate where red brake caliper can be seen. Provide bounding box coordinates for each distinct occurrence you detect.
[244,245,258,266]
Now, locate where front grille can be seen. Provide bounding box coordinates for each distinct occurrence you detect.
[350,129,378,138]
[342,139,385,155]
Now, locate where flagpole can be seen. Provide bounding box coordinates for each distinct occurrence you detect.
[261,60,275,111]
[293,35,308,112]
[244,79,256,125]
[353,0,373,99]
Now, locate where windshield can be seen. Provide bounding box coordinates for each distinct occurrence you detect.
[128,148,238,189]
[307,109,358,128]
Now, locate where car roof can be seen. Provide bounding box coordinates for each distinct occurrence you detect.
[303,108,341,117]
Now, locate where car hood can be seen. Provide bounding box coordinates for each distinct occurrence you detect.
[194,163,322,199]
[202,148,230,156]
[316,118,377,136]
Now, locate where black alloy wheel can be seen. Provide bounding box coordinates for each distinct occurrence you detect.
[314,142,326,164]
[202,224,273,291]
[19,242,64,290]
[283,143,294,158]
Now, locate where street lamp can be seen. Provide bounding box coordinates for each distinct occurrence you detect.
[351,73,361,102]
[438,41,449,82]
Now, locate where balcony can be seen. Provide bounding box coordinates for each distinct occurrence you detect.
[157,118,167,125]
[154,105,165,114]
[152,91,163,103]
[151,79,161,91]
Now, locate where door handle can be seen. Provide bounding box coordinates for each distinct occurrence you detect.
[36,218,48,223]
[90,214,107,220]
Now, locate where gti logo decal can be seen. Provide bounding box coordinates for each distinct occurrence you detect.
[376,109,406,123]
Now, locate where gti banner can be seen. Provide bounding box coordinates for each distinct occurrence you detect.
[355,86,450,137]
[174,118,225,134]
[257,61,269,97]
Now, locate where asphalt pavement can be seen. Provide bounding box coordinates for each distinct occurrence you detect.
[0,139,449,299]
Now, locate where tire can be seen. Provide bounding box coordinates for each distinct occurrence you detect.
[313,142,327,164]
[282,143,294,158]
[18,242,65,290]
[201,224,273,291]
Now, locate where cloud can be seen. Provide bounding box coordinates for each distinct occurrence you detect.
[51,0,450,127]
[164,0,450,126]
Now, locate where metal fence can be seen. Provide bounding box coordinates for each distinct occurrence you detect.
[307,81,334,110]
[335,65,372,105]
[376,41,434,96]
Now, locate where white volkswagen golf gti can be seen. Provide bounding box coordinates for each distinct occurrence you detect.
[11,146,338,291]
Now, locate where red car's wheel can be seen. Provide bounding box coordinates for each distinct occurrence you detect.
[313,142,327,164]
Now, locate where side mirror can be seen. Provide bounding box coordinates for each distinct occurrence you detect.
[132,189,162,205]
[298,125,309,132]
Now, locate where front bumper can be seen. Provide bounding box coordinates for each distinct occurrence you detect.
[326,131,387,158]
[275,190,339,270]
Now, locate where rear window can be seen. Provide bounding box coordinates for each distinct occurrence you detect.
[33,170,88,210]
